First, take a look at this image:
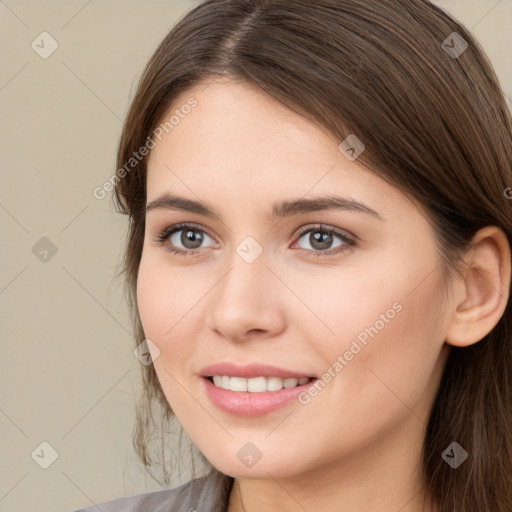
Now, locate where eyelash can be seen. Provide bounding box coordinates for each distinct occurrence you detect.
[154,222,356,258]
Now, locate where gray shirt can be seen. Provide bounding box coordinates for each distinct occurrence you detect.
[74,470,234,512]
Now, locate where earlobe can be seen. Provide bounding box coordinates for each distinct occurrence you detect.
[445,226,511,348]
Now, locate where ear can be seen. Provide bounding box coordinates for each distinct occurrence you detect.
[445,226,511,347]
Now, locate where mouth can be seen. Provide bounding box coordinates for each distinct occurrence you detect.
[199,362,318,415]
[201,374,318,416]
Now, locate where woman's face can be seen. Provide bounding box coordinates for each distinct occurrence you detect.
[138,78,452,480]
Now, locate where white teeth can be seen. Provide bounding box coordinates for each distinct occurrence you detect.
[230,377,248,392]
[265,377,283,391]
[210,375,311,392]
[221,376,230,390]
[283,378,298,388]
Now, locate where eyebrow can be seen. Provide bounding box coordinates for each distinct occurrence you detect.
[145,193,383,221]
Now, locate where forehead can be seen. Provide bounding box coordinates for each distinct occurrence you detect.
[150,81,360,181]
[150,79,336,164]
[145,79,421,221]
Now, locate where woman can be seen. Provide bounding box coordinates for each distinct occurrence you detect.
[76,0,512,510]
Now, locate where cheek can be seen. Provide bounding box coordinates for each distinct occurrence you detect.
[136,255,184,359]
[285,260,408,356]
[302,242,445,391]
[136,252,213,373]
[320,264,447,432]
[137,253,195,337]
[137,261,166,338]
[136,256,198,408]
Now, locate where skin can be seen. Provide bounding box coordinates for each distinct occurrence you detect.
[137,78,510,512]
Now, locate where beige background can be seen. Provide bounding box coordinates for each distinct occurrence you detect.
[0,1,510,511]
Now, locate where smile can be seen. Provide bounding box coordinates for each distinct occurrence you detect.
[202,375,318,416]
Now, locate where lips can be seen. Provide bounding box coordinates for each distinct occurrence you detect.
[200,361,316,380]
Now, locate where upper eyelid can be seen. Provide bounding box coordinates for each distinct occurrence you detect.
[169,222,216,241]
[295,223,353,237]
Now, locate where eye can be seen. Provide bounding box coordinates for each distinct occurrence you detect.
[292,224,355,257]
[154,222,355,258]
[154,223,216,256]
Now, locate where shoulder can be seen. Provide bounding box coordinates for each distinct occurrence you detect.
[73,471,234,512]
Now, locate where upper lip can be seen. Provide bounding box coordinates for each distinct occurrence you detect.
[200,362,316,380]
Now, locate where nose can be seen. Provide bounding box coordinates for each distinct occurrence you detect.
[205,248,286,343]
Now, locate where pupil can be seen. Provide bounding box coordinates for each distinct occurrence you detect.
[182,229,203,249]
[311,231,332,250]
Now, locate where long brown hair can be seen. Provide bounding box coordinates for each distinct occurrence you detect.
[112,1,512,509]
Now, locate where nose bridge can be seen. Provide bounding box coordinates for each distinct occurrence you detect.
[206,240,285,340]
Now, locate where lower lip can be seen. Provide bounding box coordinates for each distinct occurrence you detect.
[202,377,317,417]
